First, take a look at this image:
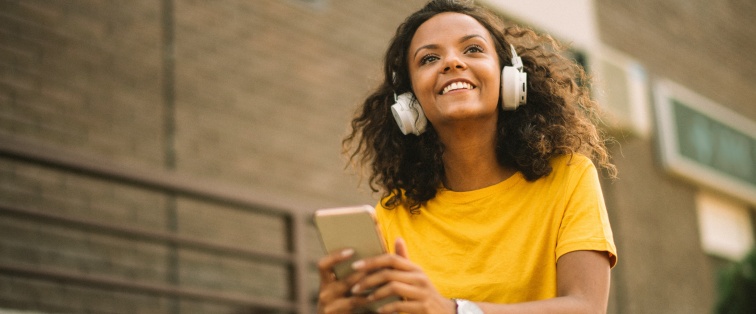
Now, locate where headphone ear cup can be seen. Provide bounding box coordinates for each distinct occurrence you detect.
[517,71,527,105]
[391,93,427,135]
[501,66,527,110]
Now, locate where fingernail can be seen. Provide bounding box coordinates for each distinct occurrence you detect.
[351,284,360,294]
[352,260,365,269]
[342,248,355,257]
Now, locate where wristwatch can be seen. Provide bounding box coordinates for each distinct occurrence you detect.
[453,299,483,314]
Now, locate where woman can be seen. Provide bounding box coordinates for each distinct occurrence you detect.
[318,0,618,313]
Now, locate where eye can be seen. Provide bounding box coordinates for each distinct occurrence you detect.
[419,54,440,65]
[465,44,484,54]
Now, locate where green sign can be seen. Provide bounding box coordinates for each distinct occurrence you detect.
[673,100,756,186]
[655,80,756,205]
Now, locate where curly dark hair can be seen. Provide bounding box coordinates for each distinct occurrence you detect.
[343,0,616,212]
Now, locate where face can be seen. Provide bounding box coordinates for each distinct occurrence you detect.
[407,12,501,130]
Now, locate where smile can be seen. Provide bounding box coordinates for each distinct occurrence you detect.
[441,81,475,95]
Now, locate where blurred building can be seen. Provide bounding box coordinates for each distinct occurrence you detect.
[486,0,756,313]
[0,0,754,313]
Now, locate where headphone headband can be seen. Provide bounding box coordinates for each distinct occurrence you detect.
[509,44,523,71]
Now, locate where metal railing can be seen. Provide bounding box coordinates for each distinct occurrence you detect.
[0,135,316,313]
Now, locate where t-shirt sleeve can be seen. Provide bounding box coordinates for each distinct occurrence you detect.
[555,159,618,268]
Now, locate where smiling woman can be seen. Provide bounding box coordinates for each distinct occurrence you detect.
[319,0,619,313]
[347,3,615,214]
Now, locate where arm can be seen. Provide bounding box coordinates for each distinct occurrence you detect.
[477,250,611,314]
[356,240,611,314]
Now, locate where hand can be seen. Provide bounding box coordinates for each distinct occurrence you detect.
[350,238,456,314]
[316,248,370,314]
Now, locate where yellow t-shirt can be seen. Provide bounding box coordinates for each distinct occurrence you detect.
[375,154,617,304]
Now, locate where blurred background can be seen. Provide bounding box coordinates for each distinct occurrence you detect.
[0,0,754,313]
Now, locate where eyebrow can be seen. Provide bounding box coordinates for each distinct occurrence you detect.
[412,34,488,60]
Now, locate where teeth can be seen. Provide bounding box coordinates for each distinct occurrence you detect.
[442,82,473,94]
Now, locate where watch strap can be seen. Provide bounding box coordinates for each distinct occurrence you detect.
[453,299,483,314]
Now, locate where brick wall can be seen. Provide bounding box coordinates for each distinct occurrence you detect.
[596,0,756,120]
[595,1,756,313]
[0,0,428,313]
[170,0,418,205]
[0,0,166,167]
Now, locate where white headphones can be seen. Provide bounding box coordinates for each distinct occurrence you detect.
[391,44,527,136]
[390,92,428,135]
[501,44,528,110]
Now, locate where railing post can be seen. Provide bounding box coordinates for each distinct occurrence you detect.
[291,211,312,314]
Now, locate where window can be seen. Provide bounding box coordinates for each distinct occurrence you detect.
[696,190,754,261]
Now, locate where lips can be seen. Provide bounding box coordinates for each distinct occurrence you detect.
[441,80,475,95]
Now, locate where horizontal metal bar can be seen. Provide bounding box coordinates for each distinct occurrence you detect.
[0,134,330,215]
[0,263,296,312]
[0,203,293,265]
[0,134,323,312]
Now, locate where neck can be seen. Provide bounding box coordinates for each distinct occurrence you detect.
[437,122,514,192]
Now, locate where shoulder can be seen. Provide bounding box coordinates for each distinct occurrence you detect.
[546,153,599,187]
[375,193,405,222]
[551,153,593,171]
[552,153,597,176]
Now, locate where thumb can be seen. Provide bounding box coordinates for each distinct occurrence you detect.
[394,237,410,259]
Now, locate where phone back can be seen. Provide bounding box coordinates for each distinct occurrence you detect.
[314,205,386,279]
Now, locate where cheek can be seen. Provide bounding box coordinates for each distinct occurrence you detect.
[410,70,434,92]
[486,68,501,104]
[409,72,435,103]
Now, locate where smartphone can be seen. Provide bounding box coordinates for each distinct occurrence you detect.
[314,205,400,311]
[314,205,388,279]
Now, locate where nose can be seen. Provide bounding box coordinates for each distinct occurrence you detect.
[442,54,467,73]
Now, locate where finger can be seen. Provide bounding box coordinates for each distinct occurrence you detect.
[352,253,419,273]
[395,237,410,259]
[318,248,355,282]
[351,268,424,296]
[321,295,370,314]
[376,299,424,314]
[343,268,369,287]
[320,269,369,303]
[318,278,349,302]
[368,280,426,302]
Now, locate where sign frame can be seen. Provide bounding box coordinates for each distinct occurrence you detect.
[654,79,756,205]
